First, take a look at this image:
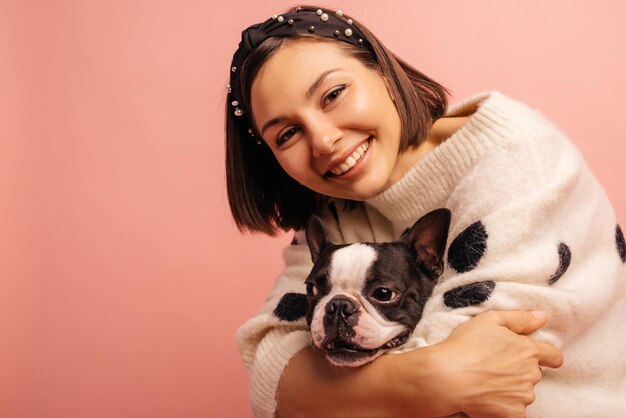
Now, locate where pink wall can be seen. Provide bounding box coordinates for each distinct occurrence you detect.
[1,1,624,417]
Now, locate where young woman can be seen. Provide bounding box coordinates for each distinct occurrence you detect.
[226,5,626,418]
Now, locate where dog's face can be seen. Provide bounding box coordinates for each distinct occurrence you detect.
[304,208,450,367]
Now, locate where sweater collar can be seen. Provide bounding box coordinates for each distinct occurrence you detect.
[365,91,524,224]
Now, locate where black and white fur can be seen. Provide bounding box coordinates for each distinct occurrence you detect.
[304,208,451,367]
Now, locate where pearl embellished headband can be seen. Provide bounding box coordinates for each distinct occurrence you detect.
[227,7,371,141]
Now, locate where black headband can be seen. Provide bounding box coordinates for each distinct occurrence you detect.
[227,7,371,136]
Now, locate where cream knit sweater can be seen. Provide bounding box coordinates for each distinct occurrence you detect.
[237,91,626,417]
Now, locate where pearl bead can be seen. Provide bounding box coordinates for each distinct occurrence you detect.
[231,100,239,107]
[320,13,329,22]
[309,25,315,32]
[344,28,353,37]
[336,10,343,16]
[316,9,323,15]
[333,30,340,37]
[234,108,244,116]
[231,66,237,72]
[272,14,277,19]
[288,19,294,25]
[277,16,284,22]
[347,19,353,24]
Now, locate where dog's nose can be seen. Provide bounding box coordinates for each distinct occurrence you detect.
[326,296,357,318]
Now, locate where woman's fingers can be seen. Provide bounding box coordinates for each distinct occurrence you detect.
[436,310,564,418]
[533,339,564,368]
[478,310,565,368]
[476,310,548,335]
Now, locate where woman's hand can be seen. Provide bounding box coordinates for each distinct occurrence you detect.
[426,310,563,418]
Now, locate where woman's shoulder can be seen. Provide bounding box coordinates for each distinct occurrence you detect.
[445,91,574,155]
[448,91,553,131]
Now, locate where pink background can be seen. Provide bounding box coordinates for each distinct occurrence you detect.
[1,1,624,417]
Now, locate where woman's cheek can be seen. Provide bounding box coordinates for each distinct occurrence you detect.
[345,90,373,120]
[276,156,297,177]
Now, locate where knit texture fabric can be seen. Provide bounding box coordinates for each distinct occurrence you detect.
[236,91,626,417]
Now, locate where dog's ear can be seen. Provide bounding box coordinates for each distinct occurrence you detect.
[306,216,331,263]
[400,208,451,278]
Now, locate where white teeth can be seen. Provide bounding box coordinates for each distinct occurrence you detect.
[330,140,370,176]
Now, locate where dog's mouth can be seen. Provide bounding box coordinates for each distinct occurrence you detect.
[323,331,411,366]
[380,331,411,349]
[327,341,377,355]
[325,345,380,366]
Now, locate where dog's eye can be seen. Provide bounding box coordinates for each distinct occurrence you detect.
[372,287,396,302]
[306,282,318,297]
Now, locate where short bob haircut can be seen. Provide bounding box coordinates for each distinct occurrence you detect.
[225,5,450,236]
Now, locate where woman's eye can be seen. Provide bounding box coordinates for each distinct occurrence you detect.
[306,282,318,297]
[277,126,301,145]
[324,86,346,105]
[372,287,396,302]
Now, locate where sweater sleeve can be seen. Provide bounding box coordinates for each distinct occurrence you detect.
[412,109,626,416]
[236,235,312,418]
[236,201,383,418]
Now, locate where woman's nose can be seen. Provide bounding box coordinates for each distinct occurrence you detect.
[309,122,342,158]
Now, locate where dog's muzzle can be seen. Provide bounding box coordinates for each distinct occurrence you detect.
[322,296,360,345]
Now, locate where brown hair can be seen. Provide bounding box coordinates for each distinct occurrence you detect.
[225,5,450,236]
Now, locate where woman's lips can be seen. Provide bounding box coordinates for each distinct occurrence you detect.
[326,137,372,178]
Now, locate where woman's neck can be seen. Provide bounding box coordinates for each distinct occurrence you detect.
[389,116,470,187]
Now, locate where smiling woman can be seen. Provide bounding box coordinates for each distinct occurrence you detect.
[251,40,405,200]
[225,4,626,418]
[226,11,448,235]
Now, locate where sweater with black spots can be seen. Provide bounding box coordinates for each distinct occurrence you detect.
[237,91,626,418]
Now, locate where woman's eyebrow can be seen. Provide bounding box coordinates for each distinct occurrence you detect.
[260,68,343,136]
[305,68,342,99]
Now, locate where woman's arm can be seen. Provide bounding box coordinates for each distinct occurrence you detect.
[276,310,563,418]
[238,203,384,418]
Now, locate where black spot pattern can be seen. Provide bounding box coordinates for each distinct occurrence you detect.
[448,221,488,273]
[444,280,496,309]
[617,224,626,264]
[273,293,308,321]
[548,243,571,285]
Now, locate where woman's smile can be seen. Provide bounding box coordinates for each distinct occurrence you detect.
[326,137,371,178]
[250,40,406,200]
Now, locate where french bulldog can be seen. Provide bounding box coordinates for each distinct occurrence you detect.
[304,208,451,367]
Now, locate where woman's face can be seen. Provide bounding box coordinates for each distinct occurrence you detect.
[250,40,404,201]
